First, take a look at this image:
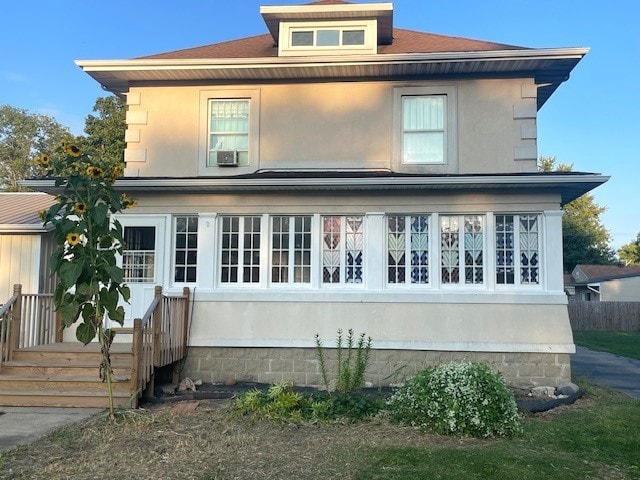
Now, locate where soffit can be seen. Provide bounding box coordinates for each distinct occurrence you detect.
[77,47,587,109]
[24,173,608,206]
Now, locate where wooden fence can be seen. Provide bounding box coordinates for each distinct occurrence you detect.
[568,301,640,331]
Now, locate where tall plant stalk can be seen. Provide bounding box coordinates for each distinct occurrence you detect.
[38,142,136,419]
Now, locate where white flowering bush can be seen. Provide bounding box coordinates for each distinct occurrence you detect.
[387,361,521,438]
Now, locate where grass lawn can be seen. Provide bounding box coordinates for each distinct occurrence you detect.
[1,381,639,479]
[573,330,640,360]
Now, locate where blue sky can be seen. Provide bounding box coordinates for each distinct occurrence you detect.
[1,1,638,249]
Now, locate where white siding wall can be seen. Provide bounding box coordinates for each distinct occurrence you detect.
[0,234,42,301]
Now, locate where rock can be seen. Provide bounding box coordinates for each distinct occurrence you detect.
[159,383,178,395]
[223,376,236,386]
[178,377,196,392]
[556,382,580,396]
[364,381,374,388]
[530,386,556,398]
[193,378,203,386]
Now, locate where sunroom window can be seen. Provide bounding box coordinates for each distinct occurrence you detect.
[322,216,364,285]
[271,215,312,284]
[173,216,198,283]
[220,216,261,284]
[495,214,540,285]
[440,215,484,285]
[387,215,429,284]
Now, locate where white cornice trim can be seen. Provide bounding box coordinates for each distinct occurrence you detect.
[76,47,589,72]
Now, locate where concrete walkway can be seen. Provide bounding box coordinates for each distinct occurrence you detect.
[571,346,640,399]
[0,407,103,452]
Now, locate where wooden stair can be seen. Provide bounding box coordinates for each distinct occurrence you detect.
[0,342,135,408]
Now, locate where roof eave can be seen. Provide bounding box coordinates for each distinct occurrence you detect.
[76,47,588,108]
[23,173,608,205]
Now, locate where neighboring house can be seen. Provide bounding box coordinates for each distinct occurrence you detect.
[26,1,608,388]
[0,193,57,300]
[566,264,640,302]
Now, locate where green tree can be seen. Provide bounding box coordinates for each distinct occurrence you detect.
[539,156,615,272]
[39,143,135,418]
[78,96,126,168]
[0,105,72,191]
[618,233,640,265]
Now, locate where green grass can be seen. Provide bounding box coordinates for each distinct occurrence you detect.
[352,383,640,479]
[573,330,640,360]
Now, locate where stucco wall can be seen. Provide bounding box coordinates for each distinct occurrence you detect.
[123,78,538,177]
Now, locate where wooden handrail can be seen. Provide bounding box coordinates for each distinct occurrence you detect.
[130,286,190,407]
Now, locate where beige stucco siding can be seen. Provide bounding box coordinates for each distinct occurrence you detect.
[0,234,41,300]
[600,277,640,301]
[188,301,574,354]
[124,77,537,177]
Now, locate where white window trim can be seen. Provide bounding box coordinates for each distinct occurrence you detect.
[171,215,199,287]
[392,85,458,174]
[494,213,544,291]
[217,214,264,288]
[268,214,314,289]
[278,19,377,56]
[198,88,260,175]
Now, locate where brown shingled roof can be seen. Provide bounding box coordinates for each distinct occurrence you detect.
[141,27,524,60]
[574,264,640,282]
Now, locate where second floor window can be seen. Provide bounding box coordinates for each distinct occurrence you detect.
[208,99,249,167]
[402,95,446,164]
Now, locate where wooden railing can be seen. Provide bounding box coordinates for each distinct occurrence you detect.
[131,286,190,401]
[1,285,60,370]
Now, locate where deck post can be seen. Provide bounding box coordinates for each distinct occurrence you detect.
[8,284,22,359]
[181,287,190,357]
[55,311,63,343]
[131,318,142,408]
[153,285,162,367]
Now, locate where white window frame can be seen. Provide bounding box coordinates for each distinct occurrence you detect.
[172,215,199,285]
[278,20,377,56]
[392,86,457,173]
[218,215,263,287]
[494,213,543,289]
[198,89,260,175]
[269,215,314,287]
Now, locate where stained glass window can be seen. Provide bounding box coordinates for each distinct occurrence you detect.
[322,216,364,284]
[441,215,483,285]
[496,214,540,285]
[388,215,429,284]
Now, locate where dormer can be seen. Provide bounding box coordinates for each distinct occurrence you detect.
[260,1,393,56]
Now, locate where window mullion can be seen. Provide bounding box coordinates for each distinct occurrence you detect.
[288,216,296,284]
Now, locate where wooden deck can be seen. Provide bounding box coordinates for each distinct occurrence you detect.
[0,285,190,408]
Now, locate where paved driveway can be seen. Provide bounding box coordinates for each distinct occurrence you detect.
[571,346,640,399]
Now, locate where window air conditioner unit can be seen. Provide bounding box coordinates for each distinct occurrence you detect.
[216,150,238,166]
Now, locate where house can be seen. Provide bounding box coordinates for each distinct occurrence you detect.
[26,0,608,388]
[0,193,57,300]
[566,264,640,302]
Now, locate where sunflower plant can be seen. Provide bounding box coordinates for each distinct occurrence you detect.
[37,142,135,417]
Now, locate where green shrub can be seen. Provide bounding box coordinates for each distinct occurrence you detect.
[387,361,521,438]
[231,381,385,423]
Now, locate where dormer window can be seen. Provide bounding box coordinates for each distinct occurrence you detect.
[291,27,366,48]
[279,20,377,56]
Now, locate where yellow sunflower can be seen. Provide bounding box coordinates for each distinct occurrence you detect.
[65,144,81,157]
[66,232,81,246]
[121,193,138,210]
[37,153,51,168]
[86,166,104,178]
[74,202,88,215]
